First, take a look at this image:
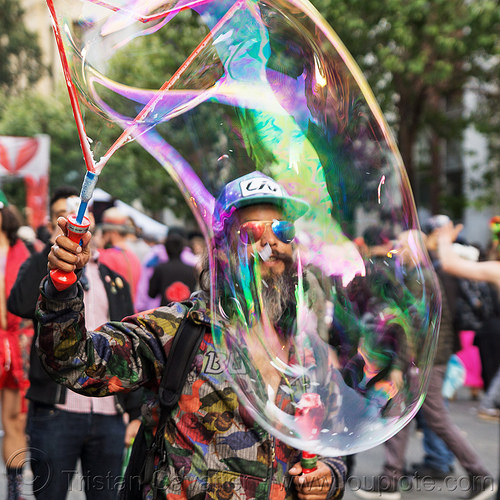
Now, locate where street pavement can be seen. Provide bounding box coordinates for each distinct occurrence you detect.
[0,387,498,499]
[344,387,499,500]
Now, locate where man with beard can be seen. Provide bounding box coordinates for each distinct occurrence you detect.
[35,171,346,500]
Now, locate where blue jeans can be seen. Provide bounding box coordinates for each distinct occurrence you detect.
[26,404,125,500]
[416,409,454,472]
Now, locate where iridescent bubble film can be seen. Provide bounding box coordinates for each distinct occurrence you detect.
[49,0,441,456]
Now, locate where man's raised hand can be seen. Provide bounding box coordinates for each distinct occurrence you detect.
[47,217,92,273]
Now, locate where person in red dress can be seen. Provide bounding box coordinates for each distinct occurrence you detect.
[0,192,34,500]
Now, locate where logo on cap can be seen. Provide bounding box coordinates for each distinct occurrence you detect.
[240,178,283,198]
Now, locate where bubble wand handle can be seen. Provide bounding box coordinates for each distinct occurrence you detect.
[49,213,91,291]
[51,171,98,290]
[301,452,318,474]
[49,172,98,291]
[76,171,99,224]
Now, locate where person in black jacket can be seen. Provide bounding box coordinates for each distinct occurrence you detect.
[8,186,142,500]
[148,232,198,305]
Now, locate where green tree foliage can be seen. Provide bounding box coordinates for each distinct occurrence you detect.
[103,0,500,215]
[470,84,500,208]
[312,0,500,213]
[3,1,499,220]
[0,0,45,95]
[0,88,192,222]
[0,91,85,208]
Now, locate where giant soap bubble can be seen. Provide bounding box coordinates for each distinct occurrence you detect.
[48,0,441,456]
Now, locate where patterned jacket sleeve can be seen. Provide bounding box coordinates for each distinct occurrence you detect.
[322,456,347,499]
[35,276,188,397]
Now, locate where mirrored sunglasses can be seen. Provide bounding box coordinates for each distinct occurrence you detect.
[238,219,295,245]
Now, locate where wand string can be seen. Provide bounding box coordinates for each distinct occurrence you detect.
[93,0,243,173]
[46,0,95,177]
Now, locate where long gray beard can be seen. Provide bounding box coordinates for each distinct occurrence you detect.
[261,271,296,324]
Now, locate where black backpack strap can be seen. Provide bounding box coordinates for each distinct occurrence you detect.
[120,314,206,500]
[143,315,206,494]
[158,315,206,407]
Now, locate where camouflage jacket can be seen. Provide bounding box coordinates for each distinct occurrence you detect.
[36,280,346,500]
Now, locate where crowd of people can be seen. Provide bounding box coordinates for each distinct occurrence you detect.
[0,186,205,499]
[0,174,498,500]
[351,216,499,500]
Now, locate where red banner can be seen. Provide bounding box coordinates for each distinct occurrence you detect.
[0,135,50,229]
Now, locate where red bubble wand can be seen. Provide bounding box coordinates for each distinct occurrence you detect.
[44,0,241,287]
[46,0,97,290]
